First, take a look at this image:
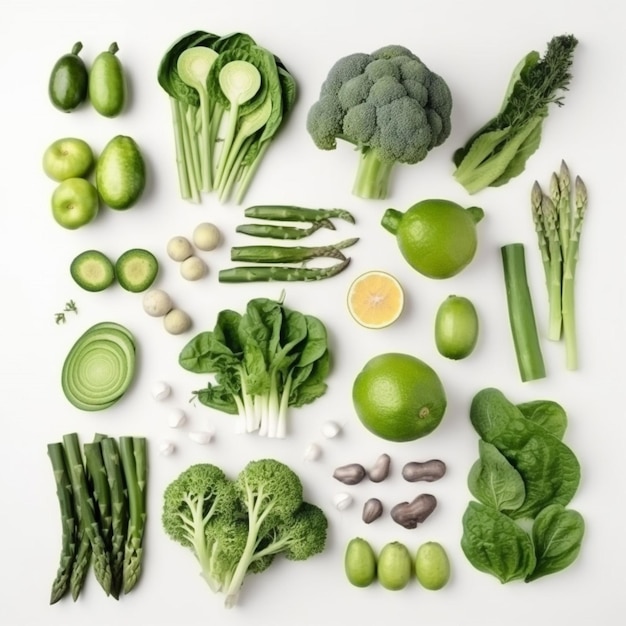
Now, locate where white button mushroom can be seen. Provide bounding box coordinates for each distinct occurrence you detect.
[188,429,214,444]
[164,309,192,335]
[333,492,353,511]
[167,408,187,428]
[321,420,342,439]
[180,255,207,281]
[158,440,176,456]
[303,442,322,461]
[166,236,194,262]
[142,288,173,317]
[192,222,221,251]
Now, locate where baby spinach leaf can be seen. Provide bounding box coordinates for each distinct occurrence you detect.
[470,388,580,519]
[526,504,585,582]
[461,501,536,583]
[517,399,568,440]
[468,440,526,512]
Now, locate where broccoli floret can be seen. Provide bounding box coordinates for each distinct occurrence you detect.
[162,458,328,609]
[162,463,239,591]
[307,45,453,199]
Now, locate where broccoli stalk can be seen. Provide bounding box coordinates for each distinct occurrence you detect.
[352,147,395,200]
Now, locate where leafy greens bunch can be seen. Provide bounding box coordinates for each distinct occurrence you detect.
[453,34,578,194]
[461,388,584,584]
[157,30,297,204]
[162,458,328,609]
[179,294,330,438]
[47,433,148,603]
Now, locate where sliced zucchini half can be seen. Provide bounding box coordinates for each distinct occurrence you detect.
[61,321,136,411]
[70,249,116,292]
[115,248,159,292]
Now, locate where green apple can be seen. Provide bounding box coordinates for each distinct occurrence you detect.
[43,137,94,181]
[51,178,99,229]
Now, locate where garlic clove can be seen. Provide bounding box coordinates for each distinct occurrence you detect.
[321,420,342,439]
[151,381,171,401]
[304,442,322,461]
[158,440,175,456]
[188,429,214,445]
[167,408,187,429]
[333,492,353,511]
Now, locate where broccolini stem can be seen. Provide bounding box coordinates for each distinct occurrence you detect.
[562,175,587,370]
[218,257,351,283]
[47,442,77,604]
[100,437,129,599]
[120,437,148,594]
[230,237,358,264]
[244,205,356,224]
[541,194,563,341]
[62,433,112,596]
[501,243,546,382]
[235,220,335,240]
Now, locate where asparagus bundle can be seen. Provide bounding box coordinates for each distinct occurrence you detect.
[531,161,588,369]
[47,433,148,603]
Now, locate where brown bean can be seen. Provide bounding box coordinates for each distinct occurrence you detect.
[362,498,383,524]
[390,494,437,529]
[368,453,391,482]
[333,463,367,485]
[401,460,446,482]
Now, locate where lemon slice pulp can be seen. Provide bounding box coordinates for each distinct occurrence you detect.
[347,270,404,329]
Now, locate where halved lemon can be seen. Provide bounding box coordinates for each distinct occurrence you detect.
[347,270,404,329]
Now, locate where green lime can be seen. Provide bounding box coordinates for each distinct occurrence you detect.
[352,353,447,442]
[381,199,484,279]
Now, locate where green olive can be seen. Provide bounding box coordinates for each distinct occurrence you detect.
[377,541,412,590]
[434,295,479,360]
[344,537,376,587]
[415,541,451,590]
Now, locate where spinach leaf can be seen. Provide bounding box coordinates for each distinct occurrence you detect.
[470,388,580,519]
[526,504,585,582]
[461,501,536,583]
[468,440,526,513]
[517,399,568,440]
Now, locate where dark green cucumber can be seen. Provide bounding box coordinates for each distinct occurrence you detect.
[70,250,116,292]
[49,42,89,112]
[115,249,158,293]
[89,42,126,117]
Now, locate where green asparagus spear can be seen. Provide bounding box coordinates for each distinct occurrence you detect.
[218,257,351,283]
[84,442,113,554]
[100,437,128,599]
[230,237,359,264]
[235,219,335,240]
[540,193,563,340]
[562,175,587,370]
[47,442,77,604]
[244,205,355,224]
[62,433,112,596]
[119,437,148,594]
[69,530,91,601]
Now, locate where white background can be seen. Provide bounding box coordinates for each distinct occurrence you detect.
[0,0,623,624]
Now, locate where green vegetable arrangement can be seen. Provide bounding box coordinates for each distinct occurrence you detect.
[461,388,584,584]
[531,162,588,369]
[162,459,328,608]
[453,34,578,194]
[306,45,452,200]
[47,433,148,603]
[157,31,297,203]
[179,294,330,437]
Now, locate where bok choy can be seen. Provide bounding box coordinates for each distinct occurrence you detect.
[157,30,297,204]
[179,293,330,438]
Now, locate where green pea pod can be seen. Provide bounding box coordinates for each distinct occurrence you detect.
[49,42,88,112]
[89,42,126,117]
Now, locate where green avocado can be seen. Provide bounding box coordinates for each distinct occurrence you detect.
[95,135,146,210]
[48,42,88,112]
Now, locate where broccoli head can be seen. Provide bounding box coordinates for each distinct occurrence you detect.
[162,458,328,609]
[307,44,453,199]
